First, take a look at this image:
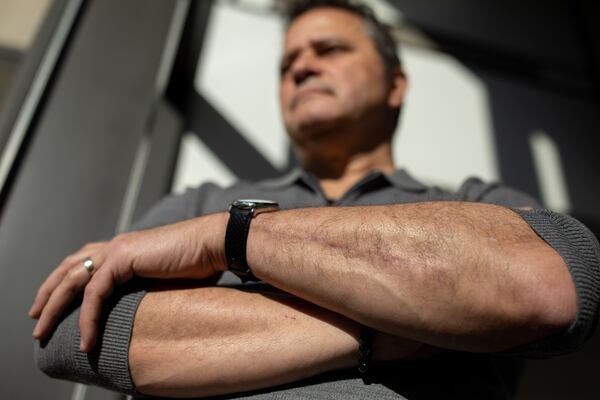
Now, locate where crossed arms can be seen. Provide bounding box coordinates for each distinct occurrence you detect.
[129,283,434,398]
[33,201,595,397]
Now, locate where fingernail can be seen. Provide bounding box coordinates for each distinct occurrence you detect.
[79,338,87,352]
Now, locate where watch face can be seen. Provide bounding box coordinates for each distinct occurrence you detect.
[230,199,279,211]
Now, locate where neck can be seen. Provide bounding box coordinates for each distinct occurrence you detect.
[299,141,395,201]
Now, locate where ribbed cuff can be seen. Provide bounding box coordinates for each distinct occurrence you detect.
[35,282,146,394]
[505,208,600,358]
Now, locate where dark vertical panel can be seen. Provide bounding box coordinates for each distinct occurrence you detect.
[0,0,85,209]
[131,100,183,224]
[0,47,22,108]
[166,0,214,115]
[570,0,600,100]
[0,0,178,398]
[0,0,76,157]
[483,70,600,204]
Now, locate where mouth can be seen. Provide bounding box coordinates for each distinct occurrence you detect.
[290,86,333,109]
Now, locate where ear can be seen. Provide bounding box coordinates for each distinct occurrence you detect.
[387,68,407,108]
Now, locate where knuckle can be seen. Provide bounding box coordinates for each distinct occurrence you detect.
[84,287,105,306]
[84,279,107,300]
[110,234,130,252]
[63,285,81,297]
[110,236,137,263]
[62,273,82,291]
[83,283,97,297]
[65,268,80,282]
[36,287,50,300]
[58,282,78,297]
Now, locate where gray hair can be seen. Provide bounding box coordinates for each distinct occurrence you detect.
[284,0,402,72]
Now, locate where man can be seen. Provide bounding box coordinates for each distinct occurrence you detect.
[32,0,600,398]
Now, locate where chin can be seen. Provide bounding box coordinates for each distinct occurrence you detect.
[292,110,342,134]
[290,119,343,144]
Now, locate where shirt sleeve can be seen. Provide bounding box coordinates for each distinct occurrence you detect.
[34,282,146,395]
[458,177,600,358]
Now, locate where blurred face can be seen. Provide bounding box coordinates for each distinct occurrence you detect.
[279,8,401,144]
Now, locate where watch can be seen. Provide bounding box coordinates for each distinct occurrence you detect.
[225,199,279,282]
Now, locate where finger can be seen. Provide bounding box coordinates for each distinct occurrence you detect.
[29,252,89,319]
[29,246,106,318]
[82,241,108,249]
[33,266,91,340]
[79,268,116,352]
[29,260,72,319]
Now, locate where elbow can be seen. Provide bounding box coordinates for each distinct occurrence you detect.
[34,340,58,379]
[34,339,72,381]
[517,249,578,344]
[465,248,578,353]
[33,288,144,394]
[512,208,600,353]
[33,305,80,381]
[529,289,577,342]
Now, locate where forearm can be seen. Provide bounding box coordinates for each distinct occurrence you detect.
[246,201,577,352]
[129,284,428,398]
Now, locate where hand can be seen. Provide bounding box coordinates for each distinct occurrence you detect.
[29,213,228,352]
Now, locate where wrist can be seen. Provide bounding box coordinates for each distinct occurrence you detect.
[199,212,229,273]
[245,210,275,279]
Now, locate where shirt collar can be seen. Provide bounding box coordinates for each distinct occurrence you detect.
[385,169,428,192]
[254,168,304,189]
[257,167,428,193]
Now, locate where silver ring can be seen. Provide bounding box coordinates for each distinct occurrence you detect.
[83,257,94,274]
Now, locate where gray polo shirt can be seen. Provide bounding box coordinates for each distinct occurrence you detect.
[35,168,600,399]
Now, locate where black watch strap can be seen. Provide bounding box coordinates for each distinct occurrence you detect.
[225,206,255,282]
[225,200,279,282]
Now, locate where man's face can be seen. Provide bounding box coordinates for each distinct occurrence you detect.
[279,7,398,142]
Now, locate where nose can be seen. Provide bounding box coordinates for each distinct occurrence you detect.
[291,51,319,86]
